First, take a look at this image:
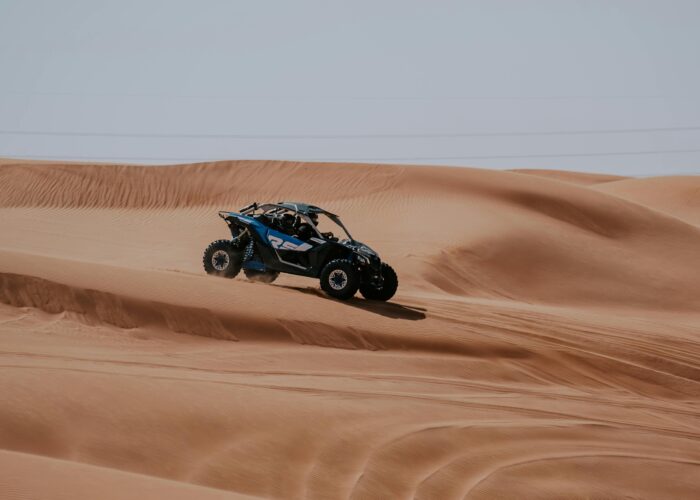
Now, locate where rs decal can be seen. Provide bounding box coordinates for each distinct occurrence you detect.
[268,235,284,249]
[268,235,312,252]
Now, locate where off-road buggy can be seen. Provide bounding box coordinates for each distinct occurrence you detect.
[203,202,398,301]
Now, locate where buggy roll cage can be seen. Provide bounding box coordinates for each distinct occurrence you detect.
[218,202,355,242]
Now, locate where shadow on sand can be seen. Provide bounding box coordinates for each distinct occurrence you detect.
[275,285,427,321]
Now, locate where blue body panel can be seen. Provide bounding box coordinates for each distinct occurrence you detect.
[225,212,307,249]
[224,212,314,274]
[227,213,265,233]
[265,227,307,248]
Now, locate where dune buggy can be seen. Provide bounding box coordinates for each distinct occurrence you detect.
[203,202,397,301]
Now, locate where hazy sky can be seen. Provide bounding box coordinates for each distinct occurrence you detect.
[1,0,699,175]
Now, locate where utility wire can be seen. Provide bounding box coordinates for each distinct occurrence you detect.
[1,125,700,140]
[3,148,700,164]
[4,91,683,100]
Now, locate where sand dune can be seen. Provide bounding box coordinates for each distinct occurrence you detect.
[2,160,699,309]
[0,159,699,499]
[0,450,257,500]
[593,175,700,226]
[512,168,628,185]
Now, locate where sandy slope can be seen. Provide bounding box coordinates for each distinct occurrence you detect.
[511,168,628,185]
[593,175,700,226]
[0,159,699,499]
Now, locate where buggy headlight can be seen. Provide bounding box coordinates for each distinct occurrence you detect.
[356,253,370,265]
[358,245,376,257]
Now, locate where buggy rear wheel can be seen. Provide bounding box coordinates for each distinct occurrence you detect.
[203,240,242,278]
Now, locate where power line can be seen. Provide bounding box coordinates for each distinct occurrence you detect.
[345,149,700,161]
[1,125,700,140]
[4,90,687,101]
[3,148,700,164]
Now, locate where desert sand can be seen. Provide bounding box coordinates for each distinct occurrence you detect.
[0,159,698,499]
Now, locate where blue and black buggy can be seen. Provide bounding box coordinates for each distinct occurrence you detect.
[203,202,398,301]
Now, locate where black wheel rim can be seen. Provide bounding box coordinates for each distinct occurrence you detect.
[212,250,229,270]
[329,269,348,290]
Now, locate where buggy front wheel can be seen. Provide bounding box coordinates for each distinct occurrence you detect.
[320,259,360,300]
[359,263,398,301]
